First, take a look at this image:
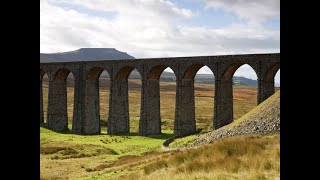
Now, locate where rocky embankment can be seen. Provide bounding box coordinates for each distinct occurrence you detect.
[189,90,280,147]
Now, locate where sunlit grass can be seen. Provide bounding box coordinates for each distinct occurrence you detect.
[97,135,280,180]
[40,125,173,179]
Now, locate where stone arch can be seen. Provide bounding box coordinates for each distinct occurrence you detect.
[54,68,73,81]
[265,63,280,82]
[115,66,139,80]
[257,62,280,103]
[147,65,177,80]
[86,67,110,80]
[222,63,258,81]
[40,69,46,80]
[183,64,206,79]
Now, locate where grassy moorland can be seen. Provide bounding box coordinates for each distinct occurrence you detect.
[40,78,279,180]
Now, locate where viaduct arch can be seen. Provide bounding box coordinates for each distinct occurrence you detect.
[40,53,280,136]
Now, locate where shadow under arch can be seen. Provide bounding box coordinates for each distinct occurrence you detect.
[86,67,111,80]
[148,65,173,80]
[115,66,140,80]
[182,64,208,79]
[265,63,280,82]
[222,63,258,81]
[260,62,280,101]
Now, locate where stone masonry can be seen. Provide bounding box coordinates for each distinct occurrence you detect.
[40,53,280,136]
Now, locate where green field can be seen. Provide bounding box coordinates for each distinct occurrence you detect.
[40,78,279,179]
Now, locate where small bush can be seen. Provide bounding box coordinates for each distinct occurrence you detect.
[93,163,111,171]
[250,172,267,180]
[61,148,78,155]
[263,160,272,170]
[85,168,93,172]
[40,146,65,154]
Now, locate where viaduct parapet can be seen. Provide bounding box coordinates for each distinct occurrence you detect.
[40,53,280,136]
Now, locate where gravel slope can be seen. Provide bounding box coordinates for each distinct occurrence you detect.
[190,90,280,147]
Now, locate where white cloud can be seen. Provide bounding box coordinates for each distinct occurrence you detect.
[40,0,279,83]
[55,0,194,20]
[204,0,280,24]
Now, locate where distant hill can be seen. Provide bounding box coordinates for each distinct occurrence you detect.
[100,69,257,86]
[40,48,258,86]
[40,48,135,62]
[125,70,257,86]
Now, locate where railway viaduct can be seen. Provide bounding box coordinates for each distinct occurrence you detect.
[40,53,280,136]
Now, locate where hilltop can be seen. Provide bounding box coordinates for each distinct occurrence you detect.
[40,48,135,62]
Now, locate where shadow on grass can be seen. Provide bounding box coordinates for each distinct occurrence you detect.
[40,122,47,128]
[40,122,73,134]
[40,123,173,139]
[109,132,173,140]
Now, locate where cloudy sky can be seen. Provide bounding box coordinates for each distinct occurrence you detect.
[40,0,280,83]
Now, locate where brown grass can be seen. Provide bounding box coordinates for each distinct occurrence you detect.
[116,135,280,180]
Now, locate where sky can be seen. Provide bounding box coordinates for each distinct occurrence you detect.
[40,0,280,84]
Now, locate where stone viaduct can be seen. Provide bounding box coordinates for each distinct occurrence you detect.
[40,53,280,136]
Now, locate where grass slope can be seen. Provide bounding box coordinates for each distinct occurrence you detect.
[115,135,280,180]
[40,126,173,179]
